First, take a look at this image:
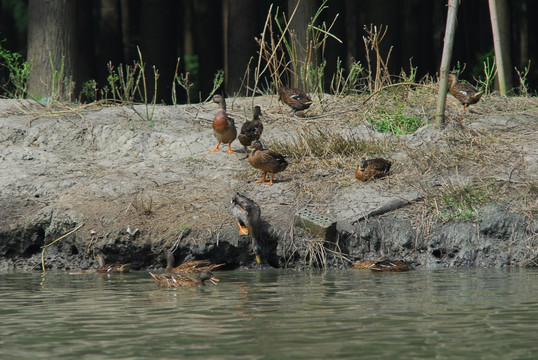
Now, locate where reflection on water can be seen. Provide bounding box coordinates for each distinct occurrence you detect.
[1,269,537,359]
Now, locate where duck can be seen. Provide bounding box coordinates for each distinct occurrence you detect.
[149,270,220,288]
[248,140,288,185]
[209,94,237,153]
[355,157,392,181]
[447,73,483,112]
[238,106,263,154]
[278,87,313,115]
[370,260,412,272]
[349,260,377,270]
[157,251,224,273]
[231,193,262,264]
[96,253,131,273]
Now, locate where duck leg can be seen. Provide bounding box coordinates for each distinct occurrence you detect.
[226,142,236,154]
[256,172,268,183]
[237,222,250,236]
[267,173,275,185]
[209,142,221,152]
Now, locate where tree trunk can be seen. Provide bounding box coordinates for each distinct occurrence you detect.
[436,0,459,127]
[139,0,179,103]
[224,0,257,96]
[489,0,512,94]
[287,0,317,89]
[27,0,76,100]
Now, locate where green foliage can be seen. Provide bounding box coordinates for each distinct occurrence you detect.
[0,41,31,98]
[368,105,428,134]
[330,58,364,96]
[204,69,224,102]
[80,79,97,103]
[476,56,497,95]
[435,181,496,223]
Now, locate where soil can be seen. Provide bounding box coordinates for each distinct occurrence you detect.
[0,95,537,272]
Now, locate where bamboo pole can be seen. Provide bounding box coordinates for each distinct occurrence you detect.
[488,0,507,95]
[436,0,459,127]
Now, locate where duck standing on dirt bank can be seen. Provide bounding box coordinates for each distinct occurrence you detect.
[231,193,262,264]
[209,94,237,153]
[447,73,483,112]
[149,270,220,288]
[158,251,224,273]
[355,157,392,181]
[278,87,313,116]
[248,140,288,185]
[238,106,264,154]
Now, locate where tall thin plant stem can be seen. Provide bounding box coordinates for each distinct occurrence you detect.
[488,0,507,95]
[436,0,459,127]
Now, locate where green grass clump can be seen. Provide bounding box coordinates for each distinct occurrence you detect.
[434,180,497,222]
[367,104,428,134]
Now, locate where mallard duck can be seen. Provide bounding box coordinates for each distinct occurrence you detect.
[370,260,412,272]
[278,87,313,115]
[231,193,262,264]
[355,157,392,181]
[447,73,483,112]
[349,260,377,270]
[157,251,224,273]
[209,94,237,153]
[248,140,288,185]
[238,106,263,154]
[96,253,131,273]
[149,270,220,288]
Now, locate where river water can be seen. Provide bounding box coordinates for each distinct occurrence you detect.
[1,268,537,359]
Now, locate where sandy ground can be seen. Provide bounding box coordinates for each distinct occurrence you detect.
[0,94,537,269]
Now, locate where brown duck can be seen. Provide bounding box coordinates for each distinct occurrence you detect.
[248,140,288,185]
[209,94,237,153]
[278,87,313,115]
[157,251,224,273]
[149,270,220,288]
[96,253,131,273]
[238,106,263,154]
[231,193,262,264]
[370,260,412,272]
[355,158,392,181]
[447,73,483,112]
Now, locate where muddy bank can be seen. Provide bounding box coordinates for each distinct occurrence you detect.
[0,97,536,271]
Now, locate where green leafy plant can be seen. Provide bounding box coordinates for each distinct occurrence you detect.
[203,69,224,102]
[0,41,31,98]
[434,181,496,222]
[330,58,365,96]
[368,105,427,134]
[475,56,497,95]
[514,60,531,96]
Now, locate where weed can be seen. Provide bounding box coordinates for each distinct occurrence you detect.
[433,180,496,222]
[363,24,393,93]
[367,105,429,134]
[203,69,224,102]
[514,60,531,96]
[475,56,497,95]
[330,58,365,96]
[172,57,194,105]
[0,41,31,98]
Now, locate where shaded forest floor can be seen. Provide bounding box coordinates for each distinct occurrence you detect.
[0,90,537,271]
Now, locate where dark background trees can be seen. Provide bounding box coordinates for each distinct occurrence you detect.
[1,0,536,102]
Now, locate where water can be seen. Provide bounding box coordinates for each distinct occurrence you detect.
[1,269,537,360]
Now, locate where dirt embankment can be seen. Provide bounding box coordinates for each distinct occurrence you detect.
[0,96,536,271]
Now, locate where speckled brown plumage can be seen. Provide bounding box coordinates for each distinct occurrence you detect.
[248,140,288,185]
[231,193,262,264]
[355,158,392,181]
[209,94,237,153]
[96,253,131,273]
[149,270,220,288]
[278,87,313,115]
[447,73,483,112]
[369,260,412,272]
[157,251,224,273]
[238,106,263,154]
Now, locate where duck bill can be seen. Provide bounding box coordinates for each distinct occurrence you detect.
[209,277,220,285]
